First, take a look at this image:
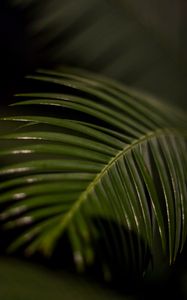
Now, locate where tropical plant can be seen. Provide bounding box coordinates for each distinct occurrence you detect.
[0,67,186,284]
[0,1,187,299]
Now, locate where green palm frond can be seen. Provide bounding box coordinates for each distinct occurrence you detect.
[8,0,187,107]
[0,68,186,278]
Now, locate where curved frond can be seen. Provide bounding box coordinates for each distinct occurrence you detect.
[0,68,186,278]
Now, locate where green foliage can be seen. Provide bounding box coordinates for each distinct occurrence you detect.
[0,257,131,300]
[8,0,187,107]
[0,68,186,280]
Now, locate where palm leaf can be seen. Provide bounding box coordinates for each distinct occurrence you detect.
[8,0,187,107]
[0,68,186,278]
[0,257,131,300]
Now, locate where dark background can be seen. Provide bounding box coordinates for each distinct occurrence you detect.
[0,0,186,107]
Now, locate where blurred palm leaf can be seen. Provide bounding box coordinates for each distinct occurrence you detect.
[0,257,131,300]
[6,0,187,107]
[0,68,186,279]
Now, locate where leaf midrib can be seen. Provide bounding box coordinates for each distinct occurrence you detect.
[58,128,176,231]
